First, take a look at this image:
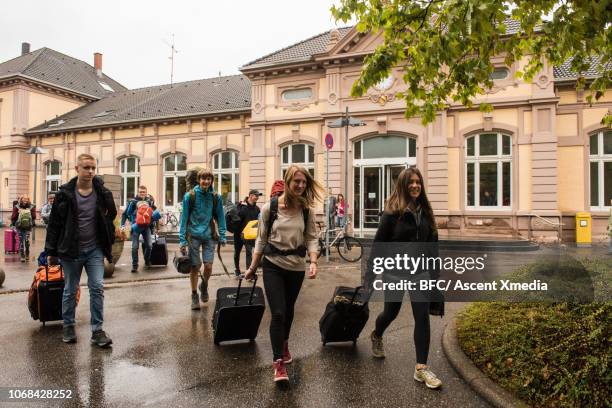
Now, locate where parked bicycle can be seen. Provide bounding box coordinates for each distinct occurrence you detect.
[317,214,363,262]
[158,210,179,228]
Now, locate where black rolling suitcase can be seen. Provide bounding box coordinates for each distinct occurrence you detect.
[150,235,168,266]
[28,265,65,326]
[212,275,265,345]
[319,286,369,346]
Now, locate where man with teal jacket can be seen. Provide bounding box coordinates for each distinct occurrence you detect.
[179,168,226,310]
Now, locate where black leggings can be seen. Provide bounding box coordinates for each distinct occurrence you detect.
[374,301,430,364]
[262,258,305,361]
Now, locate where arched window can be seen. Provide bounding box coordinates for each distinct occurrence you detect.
[589,130,612,208]
[119,157,140,207]
[465,133,512,208]
[163,153,187,209]
[45,161,61,196]
[213,151,239,204]
[281,143,315,178]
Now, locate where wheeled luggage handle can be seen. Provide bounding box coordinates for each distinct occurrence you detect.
[234,274,258,306]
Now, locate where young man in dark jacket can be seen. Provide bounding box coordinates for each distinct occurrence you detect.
[45,154,117,347]
[233,189,262,277]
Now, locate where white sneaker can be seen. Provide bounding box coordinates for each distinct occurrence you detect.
[414,367,442,389]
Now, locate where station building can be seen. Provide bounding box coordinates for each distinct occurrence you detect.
[0,24,610,241]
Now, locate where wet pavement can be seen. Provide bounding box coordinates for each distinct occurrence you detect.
[1,227,608,407]
[0,228,490,407]
[0,273,489,408]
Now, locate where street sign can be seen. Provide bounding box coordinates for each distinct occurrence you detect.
[325,133,334,150]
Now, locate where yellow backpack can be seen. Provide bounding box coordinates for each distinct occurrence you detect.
[242,220,258,241]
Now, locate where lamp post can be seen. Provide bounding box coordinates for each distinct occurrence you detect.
[327,107,366,234]
[26,146,48,242]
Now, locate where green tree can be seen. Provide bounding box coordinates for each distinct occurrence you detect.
[332,0,612,125]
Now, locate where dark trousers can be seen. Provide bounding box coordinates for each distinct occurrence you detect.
[374,300,430,364]
[262,258,305,361]
[233,235,253,274]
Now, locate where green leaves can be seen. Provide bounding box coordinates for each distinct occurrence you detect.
[331,0,612,125]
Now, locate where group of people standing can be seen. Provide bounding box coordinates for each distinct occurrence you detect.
[37,153,442,389]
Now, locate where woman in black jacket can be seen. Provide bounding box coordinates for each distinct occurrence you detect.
[369,167,442,389]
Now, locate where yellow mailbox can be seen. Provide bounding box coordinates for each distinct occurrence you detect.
[575,212,591,247]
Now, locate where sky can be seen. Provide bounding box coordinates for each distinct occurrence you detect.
[1,0,348,89]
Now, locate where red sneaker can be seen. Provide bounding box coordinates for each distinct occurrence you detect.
[273,359,289,382]
[282,341,293,364]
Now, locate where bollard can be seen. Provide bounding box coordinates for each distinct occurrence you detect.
[0,267,5,287]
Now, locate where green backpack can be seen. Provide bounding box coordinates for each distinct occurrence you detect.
[17,208,33,229]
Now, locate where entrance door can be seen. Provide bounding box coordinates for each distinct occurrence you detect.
[355,164,409,232]
[363,166,382,229]
[386,165,405,196]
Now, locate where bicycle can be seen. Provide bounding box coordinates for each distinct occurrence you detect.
[317,215,363,262]
[158,210,179,228]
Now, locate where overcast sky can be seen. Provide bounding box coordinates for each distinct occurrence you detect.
[1,0,348,89]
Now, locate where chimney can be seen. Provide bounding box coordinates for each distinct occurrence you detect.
[94,52,103,78]
[21,42,31,56]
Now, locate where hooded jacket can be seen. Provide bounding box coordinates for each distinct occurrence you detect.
[45,176,117,261]
[179,185,226,247]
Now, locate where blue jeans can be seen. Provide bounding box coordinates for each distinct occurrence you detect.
[17,229,30,255]
[131,227,152,268]
[61,246,105,332]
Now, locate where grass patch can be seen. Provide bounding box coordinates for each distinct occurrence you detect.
[456,256,611,407]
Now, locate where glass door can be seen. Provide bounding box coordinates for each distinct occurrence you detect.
[386,165,406,196]
[363,166,382,229]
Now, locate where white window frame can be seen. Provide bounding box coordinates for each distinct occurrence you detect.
[212,151,239,204]
[163,153,187,211]
[353,136,417,166]
[119,156,140,208]
[465,133,512,210]
[589,130,612,210]
[45,160,61,197]
[280,143,315,178]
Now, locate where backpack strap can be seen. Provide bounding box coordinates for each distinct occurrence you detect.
[266,196,279,241]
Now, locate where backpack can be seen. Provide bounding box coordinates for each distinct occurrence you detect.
[224,201,242,234]
[135,200,153,228]
[17,207,33,230]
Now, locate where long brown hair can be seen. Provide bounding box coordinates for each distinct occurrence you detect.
[385,167,436,232]
[282,165,323,209]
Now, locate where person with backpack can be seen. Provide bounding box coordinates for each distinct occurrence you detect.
[179,168,226,310]
[121,185,154,273]
[11,195,36,262]
[244,165,322,383]
[232,189,262,278]
[368,167,443,390]
[45,153,116,347]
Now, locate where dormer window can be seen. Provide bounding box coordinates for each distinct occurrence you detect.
[47,119,66,127]
[98,82,114,92]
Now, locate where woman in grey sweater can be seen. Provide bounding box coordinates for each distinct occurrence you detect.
[245,165,322,383]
